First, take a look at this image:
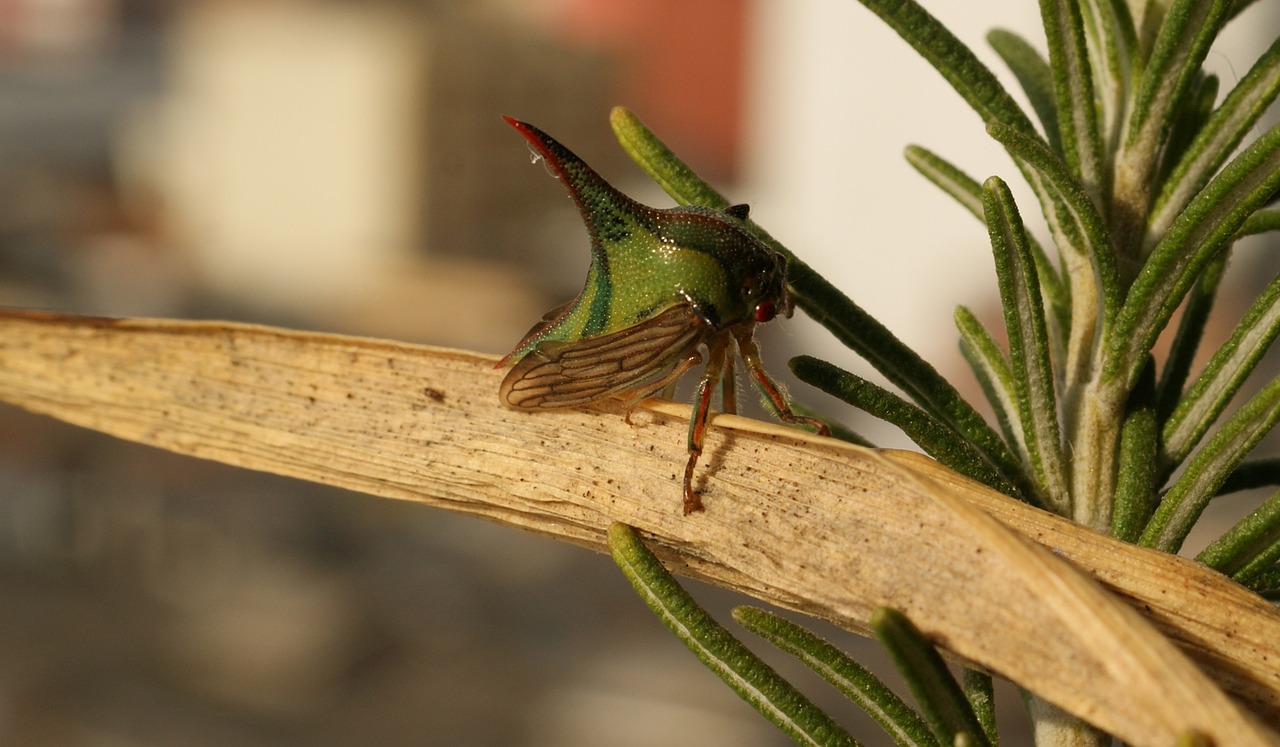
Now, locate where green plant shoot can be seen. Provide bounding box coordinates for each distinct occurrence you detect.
[497,116,828,515]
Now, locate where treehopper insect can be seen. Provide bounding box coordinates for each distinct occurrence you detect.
[497,116,828,514]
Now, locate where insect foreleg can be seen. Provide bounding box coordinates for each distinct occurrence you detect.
[733,327,830,437]
[683,335,732,514]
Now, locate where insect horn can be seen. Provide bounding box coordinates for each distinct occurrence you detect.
[502,116,649,253]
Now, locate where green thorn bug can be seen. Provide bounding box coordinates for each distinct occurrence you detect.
[497,116,828,514]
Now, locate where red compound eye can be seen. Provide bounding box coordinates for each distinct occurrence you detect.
[754,299,777,323]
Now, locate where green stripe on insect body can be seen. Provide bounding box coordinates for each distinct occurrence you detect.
[497,116,828,514]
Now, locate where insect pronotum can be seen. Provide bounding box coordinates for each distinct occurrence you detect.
[497,116,828,514]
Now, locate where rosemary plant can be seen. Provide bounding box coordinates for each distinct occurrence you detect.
[604,0,1280,743]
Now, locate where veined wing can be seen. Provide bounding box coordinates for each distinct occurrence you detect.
[496,300,575,368]
[500,304,711,410]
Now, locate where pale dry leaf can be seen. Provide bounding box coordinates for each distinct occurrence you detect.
[0,311,1277,745]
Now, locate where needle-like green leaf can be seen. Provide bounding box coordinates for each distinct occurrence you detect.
[871,608,992,747]
[1107,121,1280,392]
[1154,73,1220,204]
[1237,207,1280,238]
[1149,35,1280,244]
[1197,490,1280,583]
[609,107,730,211]
[987,123,1120,401]
[955,306,1026,467]
[1111,361,1160,543]
[905,145,1069,332]
[1040,0,1106,202]
[1134,0,1166,58]
[734,607,939,747]
[1242,564,1280,598]
[988,29,1063,156]
[1154,252,1228,423]
[903,144,985,217]
[611,107,1024,488]
[983,177,1070,513]
[1140,376,1280,553]
[962,669,998,746]
[1163,272,1280,467]
[608,523,857,747]
[791,355,1026,502]
[1113,0,1234,258]
[1077,0,1136,159]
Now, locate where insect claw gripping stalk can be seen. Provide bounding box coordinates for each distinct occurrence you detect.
[496,116,827,514]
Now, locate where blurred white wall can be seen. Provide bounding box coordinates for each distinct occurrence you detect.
[128,4,428,306]
[113,3,615,351]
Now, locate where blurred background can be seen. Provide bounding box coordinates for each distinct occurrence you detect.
[0,0,1278,744]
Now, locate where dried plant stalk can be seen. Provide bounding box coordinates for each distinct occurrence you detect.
[0,311,1277,745]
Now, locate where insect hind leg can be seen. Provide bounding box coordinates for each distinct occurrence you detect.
[619,350,702,425]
